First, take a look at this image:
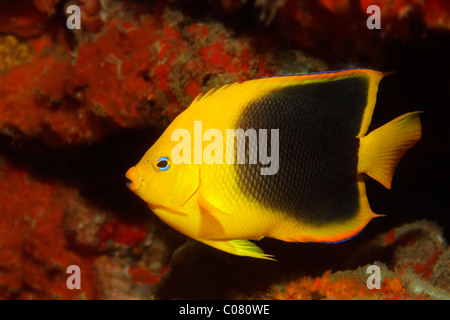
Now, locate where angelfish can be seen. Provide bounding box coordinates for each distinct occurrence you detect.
[126,69,422,260]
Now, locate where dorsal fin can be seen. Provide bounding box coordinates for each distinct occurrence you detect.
[190,82,239,105]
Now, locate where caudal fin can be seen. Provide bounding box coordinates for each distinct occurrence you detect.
[358,111,422,189]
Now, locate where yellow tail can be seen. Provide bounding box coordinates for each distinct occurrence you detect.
[358,111,422,189]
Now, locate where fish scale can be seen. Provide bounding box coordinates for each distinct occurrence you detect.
[235,79,361,225]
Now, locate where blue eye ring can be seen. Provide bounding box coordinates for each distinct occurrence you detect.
[157,156,170,171]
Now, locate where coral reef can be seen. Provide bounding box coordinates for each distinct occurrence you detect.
[155,220,449,299]
[0,1,277,147]
[259,221,450,300]
[0,0,449,300]
[0,156,172,299]
[0,35,34,74]
[3,0,449,146]
[0,0,60,38]
[0,159,95,299]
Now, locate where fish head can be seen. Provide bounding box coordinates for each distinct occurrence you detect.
[125,136,200,216]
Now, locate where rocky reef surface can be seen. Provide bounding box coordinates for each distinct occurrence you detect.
[0,0,449,299]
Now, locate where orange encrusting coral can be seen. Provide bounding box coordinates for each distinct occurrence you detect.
[359,0,450,30]
[98,215,148,248]
[0,157,166,299]
[1,0,449,300]
[0,2,272,147]
[0,35,34,74]
[0,0,60,37]
[129,266,162,285]
[262,220,449,300]
[0,161,96,299]
[411,249,442,280]
[3,0,447,147]
[383,277,407,299]
[268,271,412,300]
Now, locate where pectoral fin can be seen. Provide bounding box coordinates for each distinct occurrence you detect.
[198,192,233,216]
[169,165,200,206]
[199,239,276,261]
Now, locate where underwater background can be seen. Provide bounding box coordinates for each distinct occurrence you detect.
[0,0,449,299]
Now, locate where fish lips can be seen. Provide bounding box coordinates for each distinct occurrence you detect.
[125,166,141,192]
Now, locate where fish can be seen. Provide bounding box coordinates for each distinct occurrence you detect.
[125,68,422,260]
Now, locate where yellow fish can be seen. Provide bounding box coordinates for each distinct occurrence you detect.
[126,69,422,260]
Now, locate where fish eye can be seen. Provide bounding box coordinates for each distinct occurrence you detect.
[156,156,170,171]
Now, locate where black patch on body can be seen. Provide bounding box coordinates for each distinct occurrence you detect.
[234,76,368,226]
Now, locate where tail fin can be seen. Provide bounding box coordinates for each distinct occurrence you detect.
[358,111,422,189]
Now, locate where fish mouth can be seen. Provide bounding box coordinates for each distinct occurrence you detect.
[125,166,141,192]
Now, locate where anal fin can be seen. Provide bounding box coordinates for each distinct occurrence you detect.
[199,239,276,261]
